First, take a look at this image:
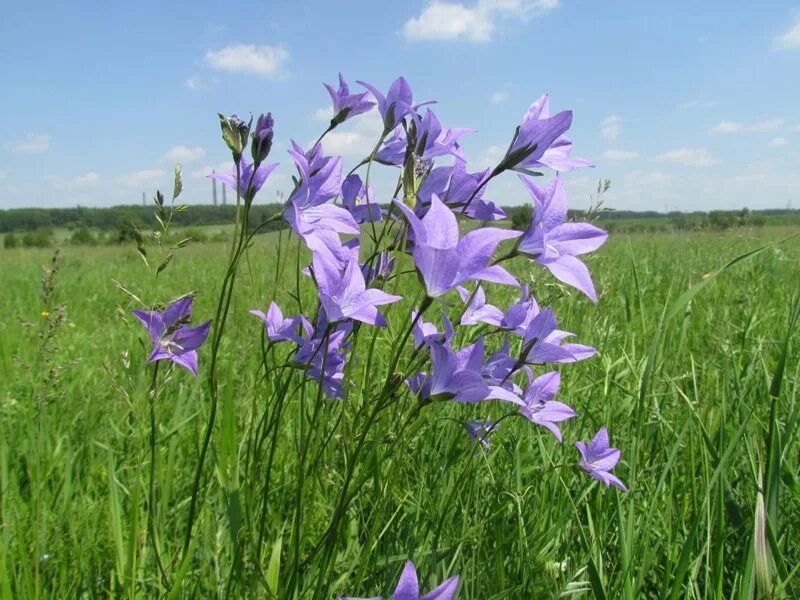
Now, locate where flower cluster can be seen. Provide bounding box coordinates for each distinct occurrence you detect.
[130,73,627,595]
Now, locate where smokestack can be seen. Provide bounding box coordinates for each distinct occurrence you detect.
[142,192,146,206]
[212,170,218,206]
[222,182,227,205]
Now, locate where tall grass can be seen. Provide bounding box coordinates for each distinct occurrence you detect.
[0,227,797,597]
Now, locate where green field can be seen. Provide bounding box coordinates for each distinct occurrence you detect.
[1,227,799,598]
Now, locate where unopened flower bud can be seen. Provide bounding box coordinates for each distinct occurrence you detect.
[219,114,251,162]
[251,113,274,165]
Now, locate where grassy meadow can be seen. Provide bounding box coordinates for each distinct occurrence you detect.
[0,226,799,598]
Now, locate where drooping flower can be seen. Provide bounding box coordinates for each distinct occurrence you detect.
[249,302,307,344]
[339,560,459,600]
[209,158,279,203]
[325,73,375,126]
[517,371,575,442]
[516,175,607,302]
[312,253,402,327]
[394,194,520,298]
[463,420,501,449]
[576,427,627,492]
[132,295,211,377]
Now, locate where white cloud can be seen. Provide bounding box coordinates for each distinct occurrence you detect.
[184,75,217,90]
[600,116,622,141]
[4,133,50,153]
[489,90,509,104]
[769,137,789,147]
[312,107,333,122]
[712,118,783,134]
[117,169,167,188]
[162,145,206,164]
[712,120,743,134]
[601,149,639,161]
[680,99,717,110]
[190,162,231,180]
[653,148,720,167]
[402,0,558,43]
[477,144,505,169]
[73,172,99,187]
[773,13,800,50]
[204,44,289,78]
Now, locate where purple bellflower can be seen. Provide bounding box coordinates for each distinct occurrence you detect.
[249,302,307,344]
[294,327,350,400]
[312,253,402,327]
[325,73,375,126]
[357,77,416,132]
[517,371,575,442]
[499,95,574,174]
[418,160,505,222]
[251,113,274,165]
[516,175,607,302]
[412,309,455,349]
[375,110,472,165]
[576,427,628,492]
[132,295,211,377]
[514,94,593,173]
[340,560,459,600]
[463,420,501,450]
[210,158,279,203]
[394,194,520,298]
[342,174,383,223]
[458,286,504,327]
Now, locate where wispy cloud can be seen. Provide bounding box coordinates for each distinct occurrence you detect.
[184,75,217,91]
[204,44,289,78]
[600,116,622,141]
[489,90,509,104]
[312,107,333,122]
[769,137,789,147]
[117,169,167,188]
[162,145,206,164]
[773,11,800,50]
[653,148,720,167]
[712,118,783,134]
[402,0,558,43]
[4,133,51,153]
[73,172,99,187]
[601,149,639,161]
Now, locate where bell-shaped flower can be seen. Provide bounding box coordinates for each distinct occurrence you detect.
[463,420,501,450]
[394,194,520,298]
[357,76,416,132]
[209,158,279,203]
[516,176,607,302]
[249,302,307,344]
[412,309,454,349]
[325,73,374,126]
[312,252,402,327]
[294,327,349,400]
[417,160,505,221]
[341,174,383,223]
[576,427,628,492]
[339,559,459,600]
[458,285,504,327]
[517,371,575,442]
[132,295,211,377]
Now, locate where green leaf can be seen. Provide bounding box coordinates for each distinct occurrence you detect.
[267,525,284,596]
[156,253,173,277]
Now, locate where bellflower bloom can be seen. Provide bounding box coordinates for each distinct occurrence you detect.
[340,560,459,600]
[357,76,415,132]
[499,96,573,174]
[132,295,211,377]
[362,251,395,285]
[312,253,402,326]
[394,194,520,298]
[458,286,504,327]
[325,73,375,126]
[428,337,521,405]
[209,158,279,202]
[294,328,349,400]
[517,371,575,442]
[576,427,628,492]
[249,302,307,344]
[516,175,608,302]
[412,310,454,349]
[520,308,579,364]
[376,110,471,165]
[463,420,501,450]
[514,94,593,173]
[417,160,505,222]
[342,174,382,223]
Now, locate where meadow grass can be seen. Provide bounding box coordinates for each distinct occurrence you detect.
[0,227,798,598]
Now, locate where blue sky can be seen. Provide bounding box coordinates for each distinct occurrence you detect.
[1,0,799,211]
